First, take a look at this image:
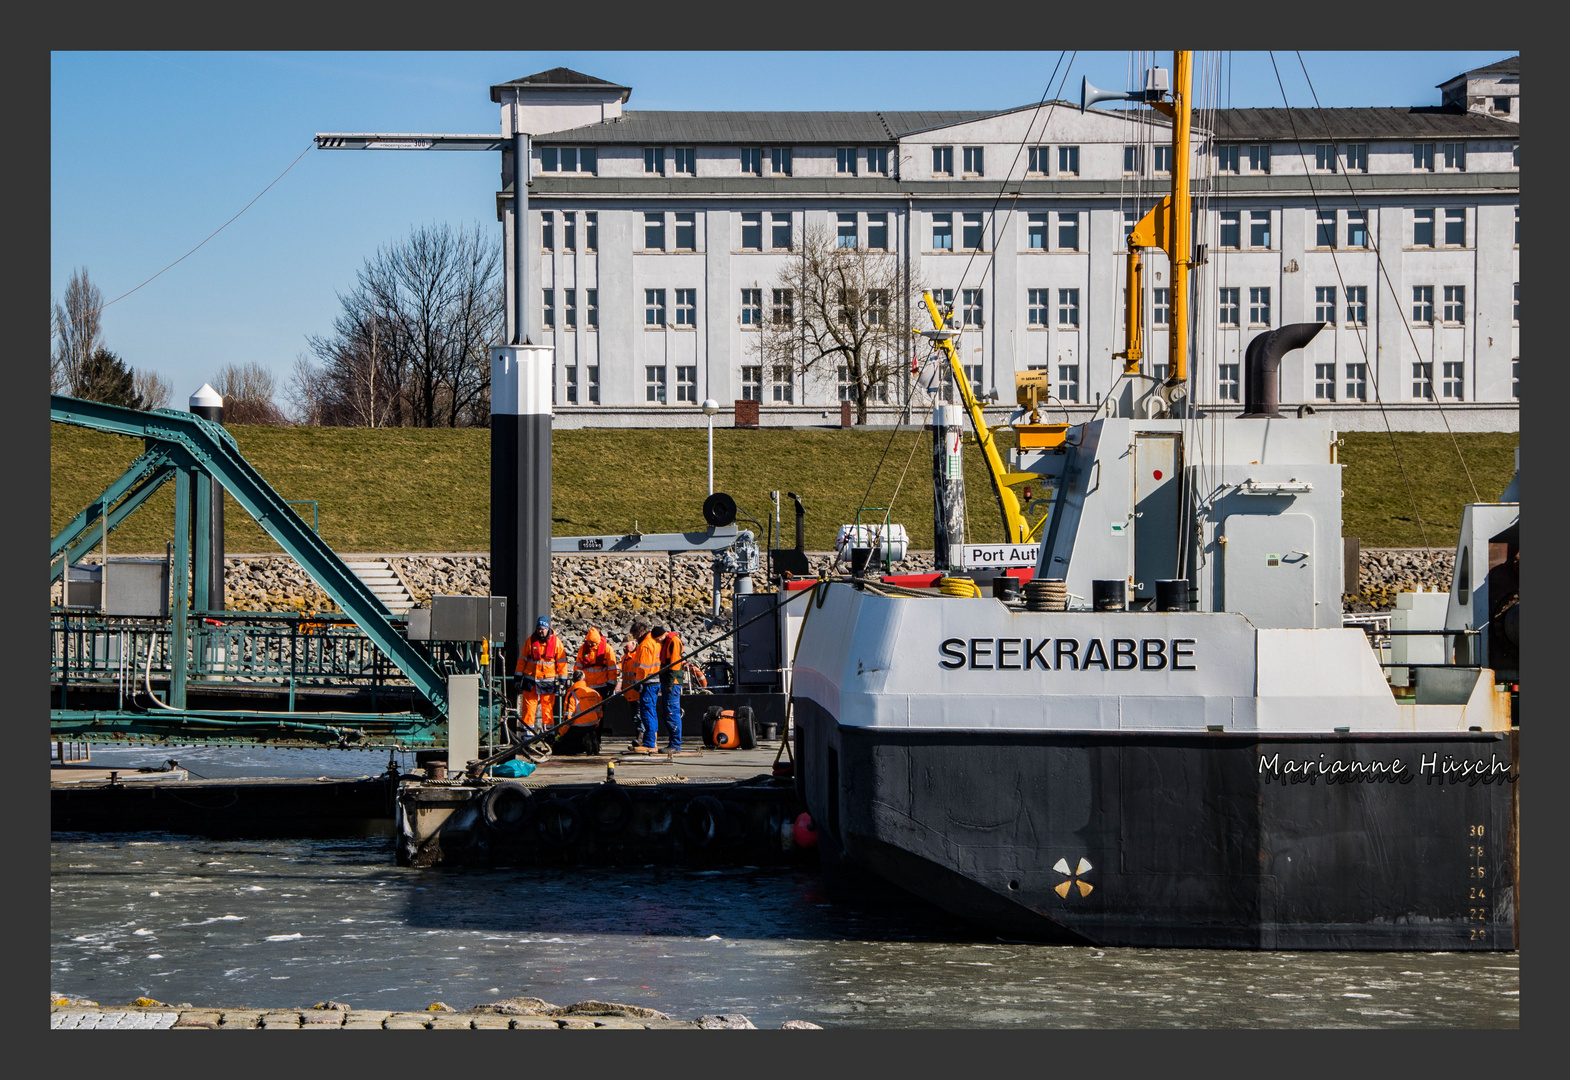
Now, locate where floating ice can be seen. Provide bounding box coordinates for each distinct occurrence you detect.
[265,933,304,942]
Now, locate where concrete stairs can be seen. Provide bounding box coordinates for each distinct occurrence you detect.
[345,558,414,615]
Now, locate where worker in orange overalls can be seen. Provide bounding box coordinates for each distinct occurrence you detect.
[624,617,662,753]
[556,671,605,756]
[516,615,567,734]
[577,627,620,699]
[653,624,684,753]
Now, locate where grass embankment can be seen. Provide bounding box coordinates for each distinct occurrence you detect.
[51,424,1517,555]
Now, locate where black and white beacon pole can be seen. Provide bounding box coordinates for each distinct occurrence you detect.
[189,383,225,611]
[490,344,554,675]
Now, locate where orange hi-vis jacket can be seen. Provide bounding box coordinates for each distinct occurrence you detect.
[624,632,660,702]
[516,632,567,692]
[565,678,603,727]
[577,631,619,690]
[658,631,683,686]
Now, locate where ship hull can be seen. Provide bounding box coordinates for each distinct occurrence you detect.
[796,700,1517,950]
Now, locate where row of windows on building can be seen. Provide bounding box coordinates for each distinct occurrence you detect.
[536,140,1518,178]
[537,205,1517,256]
[543,280,1518,334]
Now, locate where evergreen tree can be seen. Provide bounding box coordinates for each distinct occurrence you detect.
[76,347,143,409]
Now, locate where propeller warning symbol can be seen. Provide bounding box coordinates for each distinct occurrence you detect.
[1053,857,1094,898]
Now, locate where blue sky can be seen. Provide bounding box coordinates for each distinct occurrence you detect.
[50,50,1515,411]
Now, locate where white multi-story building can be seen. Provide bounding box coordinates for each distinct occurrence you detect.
[494,61,1519,430]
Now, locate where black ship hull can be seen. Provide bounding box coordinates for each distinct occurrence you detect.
[795,699,1517,950]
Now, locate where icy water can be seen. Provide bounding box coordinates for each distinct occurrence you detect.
[51,746,1520,1029]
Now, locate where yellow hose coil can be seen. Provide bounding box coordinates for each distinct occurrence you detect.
[939,576,982,598]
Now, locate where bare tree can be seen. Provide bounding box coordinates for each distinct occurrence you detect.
[52,267,104,396]
[132,368,173,411]
[214,361,286,425]
[755,224,924,423]
[300,222,504,427]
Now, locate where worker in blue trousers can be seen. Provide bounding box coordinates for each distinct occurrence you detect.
[653,624,683,753]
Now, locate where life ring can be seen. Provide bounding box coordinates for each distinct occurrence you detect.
[682,795,726,847]
[535,797,581,846]
[481,781,534,834]
[585,782,634,835]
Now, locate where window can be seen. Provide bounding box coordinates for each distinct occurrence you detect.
[963,363,984,399]
[867,290,889,326]
[1027,288,1049,325]
[867,212,889,251]
[540,146,596,174]
[771,364,794,403]
[1247,145,1270,173]
[563,212,576,252]
[1411,286,1433,324]
[646,365,667,403]
[771,147,793,175]
[1511,358,1519,399]
[962,288,984,328]
[674,147,696,175]
[644,147,665,175]
[1316,210,1336,248]
[837,212,858,249]
[1028,146,1049,175]
[1027,212,1047,250]
[771,212,792,250]
[1123,145,1143,174]
[932,146,954,176]
[1442,285,1465,324]
[1058,289,1080,328]
[1057,211,1080,251]
[835,288,855,327]
[1152,363,1168,382]
[771,288,793,325]
[1514,206,1519,245]
[542,288,554,328]
[1058,145,1079,175]
[1314,144,1338,173]
[962,212,984,251]
[1512,143,1519,169]
[1123,210,1137,249]
[565,364,578,404]
[1494,96,1511,115]
[837,365,854,402]
[1346,286,1367,327]
[1249,210,1271,249]
[740,147,762,175]
[1219,211,1240,249]
[1442,361,1464,400]
[563,288,577,329]
[1345,143,1367,172]
[1443,208,1465,247]
[1412,362,1433,400]
[1442,142,1466,171]
[1219,288,1240,327]
[1346,210,1367,249]
[1314,363,1336,401]
[963,146,985,175]
[645,288,667,326]
[585,212,598,252]
[1315,286,1337,324]
[1514,282,1519,323]
[1345,363,1367,402]
[1153,145,1172,174]
[740,288,762,326]
[836,147,857,176]
[740,212,762,250]
[1153,288,1170,326]
[541,212,554,252]
[586,288,599,329]
[1412,209,1434,248]
[586,365,600,404]
[1249,287,1271,327]
[676,365,697,403]
[1058,364,1080,403]
[674,288,697,326]
[741,366,762,401]
[674,212,696,250]
[933,288,955,328]
[1413,143,1434,171]
[1219,364,1240,401]
[645,212,665,250]
[1217,145,1240,174]
[932,212,953,250]
[867,147,890,175]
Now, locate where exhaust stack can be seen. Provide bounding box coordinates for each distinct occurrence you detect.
[1241,322,1327,418]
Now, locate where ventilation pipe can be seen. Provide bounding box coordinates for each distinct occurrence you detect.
[1240,322,1327,418]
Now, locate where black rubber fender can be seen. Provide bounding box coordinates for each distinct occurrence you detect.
[535,797,582,846]
[735,706,757,750]
[681,795,726,847]
[585,782,634,835]
[481,781,535,834]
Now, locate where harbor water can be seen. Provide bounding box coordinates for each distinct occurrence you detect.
[51,746,1519,1029]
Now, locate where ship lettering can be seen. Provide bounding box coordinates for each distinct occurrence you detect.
[1259,753,1414,784]
[1023,638,1052,670]
[1082,639,1109,670]
[939,638,966,669]
[1142,639,1167,669]
[1420,753,1516,785]
[1055,639,1079,670]
[935,637,1200,673]
[1112,639,1138,670]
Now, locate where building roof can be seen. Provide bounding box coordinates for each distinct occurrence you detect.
[1438,55,1519,87]
[536,109,997,144]
[1209,106,1518,141]
[490,68,632,103]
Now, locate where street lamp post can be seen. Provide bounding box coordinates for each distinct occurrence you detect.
[701,398,720,495]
